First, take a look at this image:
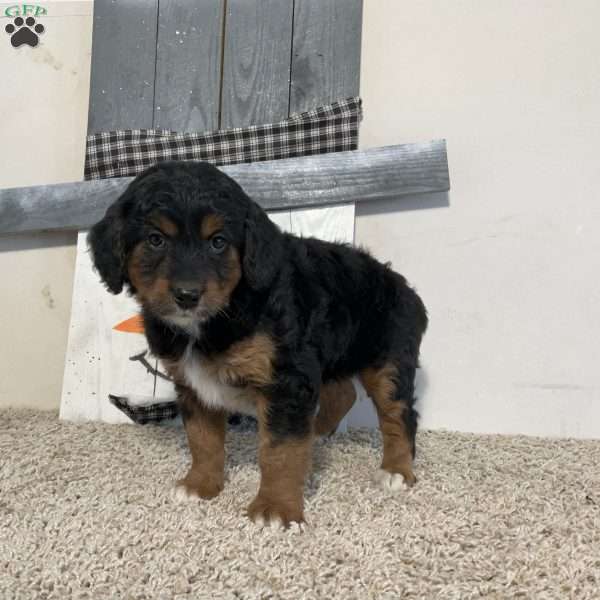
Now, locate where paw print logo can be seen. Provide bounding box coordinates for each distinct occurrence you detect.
[5,16,45,48]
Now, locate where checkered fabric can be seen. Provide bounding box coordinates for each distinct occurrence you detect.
[109,395,180,425]
[85,97,362,180]
[109,394,259,430]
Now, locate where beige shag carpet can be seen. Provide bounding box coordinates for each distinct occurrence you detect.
[1,409,599,599]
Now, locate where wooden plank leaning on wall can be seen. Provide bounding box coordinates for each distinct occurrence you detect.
[154,0,224,132]
[88,0,158,132]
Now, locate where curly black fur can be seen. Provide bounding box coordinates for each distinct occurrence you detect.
[89,161,428,445]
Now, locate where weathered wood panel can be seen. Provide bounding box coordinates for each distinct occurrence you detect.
[220,0,294,127]
[88,0,159,133]
[289,0,363,113]
[154,0,224,131]
[87,0,364,130]
[0,141,449,234]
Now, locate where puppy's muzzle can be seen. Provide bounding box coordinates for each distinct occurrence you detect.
[171,286,200,310]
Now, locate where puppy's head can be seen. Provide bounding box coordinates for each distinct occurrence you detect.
[88,161,283,330]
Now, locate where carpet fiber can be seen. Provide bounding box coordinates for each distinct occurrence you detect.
[1,409,599,599]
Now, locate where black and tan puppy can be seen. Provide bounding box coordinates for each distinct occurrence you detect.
[88,161,428,527]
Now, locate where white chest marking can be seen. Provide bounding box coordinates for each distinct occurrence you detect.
[180,346,257,416]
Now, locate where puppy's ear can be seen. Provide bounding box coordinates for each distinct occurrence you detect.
[88,195,129,294]
[243,201,284,290]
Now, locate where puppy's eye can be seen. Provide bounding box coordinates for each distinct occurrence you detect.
[148,232,165,248]
[210,234,227,253]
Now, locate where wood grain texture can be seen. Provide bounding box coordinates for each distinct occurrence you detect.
[154,0,224,131]
[220,0,294,128]
[88,0,159,133]
[0,141,450,234]
[289,0,363,113]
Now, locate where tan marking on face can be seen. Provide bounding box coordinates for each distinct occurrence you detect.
[200,213,225,240]
[127,242,172,307]
[315,379,357,436]
[150,215,178,237]
[127,243,145,290]
[176,386,227,499]
[247,395,314,527]
[360,364,416,486]
[202,247,242,313]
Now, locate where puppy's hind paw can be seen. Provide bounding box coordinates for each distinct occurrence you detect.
[374,468,416,493]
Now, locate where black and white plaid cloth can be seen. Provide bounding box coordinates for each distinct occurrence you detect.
[109,395,180,425]
[92,96,362,424]
[109,395,258,430]
[85,97,362,180]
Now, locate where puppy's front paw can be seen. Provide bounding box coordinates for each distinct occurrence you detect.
[172,471,223,502]
[246,494,304,529]
[374,467,416,493]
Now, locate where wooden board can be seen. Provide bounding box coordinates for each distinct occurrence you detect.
[87,0,159,132]
[59,206,356,424]
[154,0,224,131]
[0,141,450,235]
[87,0,364,131]
[220,0,294,127]
[289,0,363,113]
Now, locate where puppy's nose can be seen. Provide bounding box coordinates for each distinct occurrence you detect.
[172,286,200,310]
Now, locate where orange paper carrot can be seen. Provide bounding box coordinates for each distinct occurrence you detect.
[113,314,145,334]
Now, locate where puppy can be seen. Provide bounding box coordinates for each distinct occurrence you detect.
[88,161,428,527]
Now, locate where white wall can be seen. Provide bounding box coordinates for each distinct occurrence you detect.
[356,0,600,437]
[0,1,92,410]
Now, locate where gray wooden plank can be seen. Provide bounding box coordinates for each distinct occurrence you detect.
[88,0,159,133]
[154,0,224,132]
[290,0,363,113]
[0,141,449,234]
[220,0,294,128]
